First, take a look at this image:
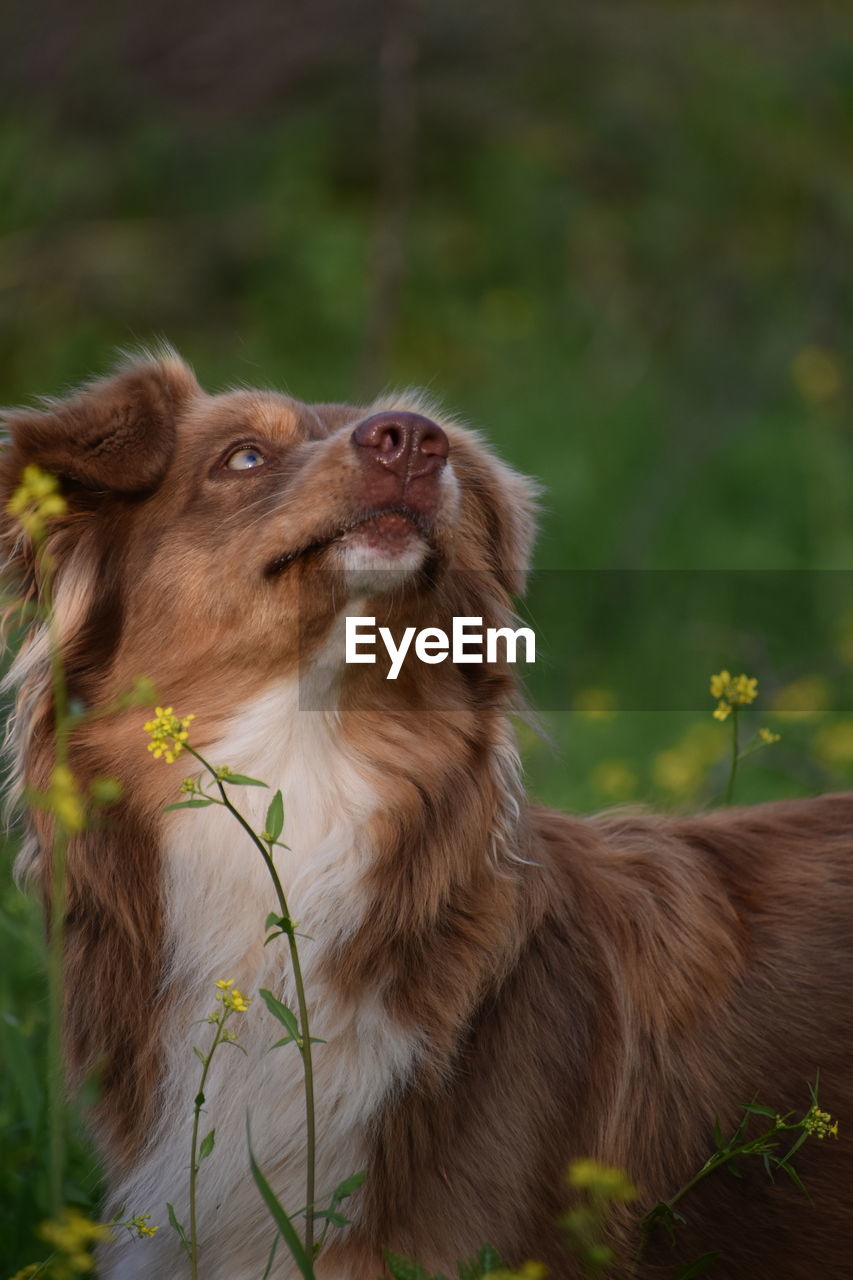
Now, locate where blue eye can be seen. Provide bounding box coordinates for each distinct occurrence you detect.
[225,446,267,471]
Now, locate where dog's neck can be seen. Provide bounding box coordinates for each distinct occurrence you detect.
[161,676,382,1000]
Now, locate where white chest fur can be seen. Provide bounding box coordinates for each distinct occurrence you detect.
[104,680,418,1279]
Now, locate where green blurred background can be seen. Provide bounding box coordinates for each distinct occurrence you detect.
[4,0,853,1267]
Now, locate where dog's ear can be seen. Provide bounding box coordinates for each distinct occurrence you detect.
[480,453,540,596]
[0,350,198,497]
[450,432,541,597]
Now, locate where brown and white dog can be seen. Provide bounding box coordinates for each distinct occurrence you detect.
[2,351,853,1279]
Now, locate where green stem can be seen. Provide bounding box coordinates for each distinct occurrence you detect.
[189,1016,226,1280]
[46,829,67,1217]
[638,1118,800,1263]
[42,543,70,1217]
[185,746,317,1259]
[725,706,739,805]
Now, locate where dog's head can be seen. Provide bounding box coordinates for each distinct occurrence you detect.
[0,350,539,741]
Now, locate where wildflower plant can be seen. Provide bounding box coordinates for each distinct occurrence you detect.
[143,707,196,763]
[709,671,780,803]
[561,1160,638,1277]
[382,1244,534,1280]
[111,1213,158,1240]
[639,1079,838,1267]
[4,466,157,1267]
[37,1208,110,1278]
[5,466,73,1219]
[145,711,349,1273]
[709,671,758,723]
[6,466,67,541]
[167,979,252,1280]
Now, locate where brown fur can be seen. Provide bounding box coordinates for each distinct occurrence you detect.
[2,351,852,1277]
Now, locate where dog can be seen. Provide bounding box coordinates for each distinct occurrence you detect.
[2,350,852,1279]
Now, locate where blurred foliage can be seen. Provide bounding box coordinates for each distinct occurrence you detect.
[4,0,853,1269]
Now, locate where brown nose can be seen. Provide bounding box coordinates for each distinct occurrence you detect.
[351,411,449,481]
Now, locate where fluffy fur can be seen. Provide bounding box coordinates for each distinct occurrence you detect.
[2,351,852,1279]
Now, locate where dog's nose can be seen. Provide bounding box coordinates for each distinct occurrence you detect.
[351,412,449,481]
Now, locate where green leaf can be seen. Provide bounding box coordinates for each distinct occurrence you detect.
[328,1170,366,1207]
[193,1047,206,1064]
[742,1103,777,1119]
[457,1256,488,1280]
[199,1129,215,1160]
[729,1114,749,1145]
[0,1011,43,1136]
[259,988,301,1039]
[166,1202,189,1251]
[782,1129,810,1164]
[264,911,292,944]
[90,776,123,804]
[269,1035,295,1049]
[676,1254,719,1279]
[313,1208,350,1227]
[262,1232,280,1280]
[383,1250,438,1280]
[164,799,216,810]
[778,1158,810,1198]
[473,1244,505,1274]
[265,790,285,842]
[248,1128,314,1280]
[220,773,268,786]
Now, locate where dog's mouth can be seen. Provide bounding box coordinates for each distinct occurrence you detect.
[264,505,434,578]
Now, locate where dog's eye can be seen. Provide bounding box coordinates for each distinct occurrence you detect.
[225,446,268,471]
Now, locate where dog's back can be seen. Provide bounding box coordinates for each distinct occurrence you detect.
[320,795,853,1278]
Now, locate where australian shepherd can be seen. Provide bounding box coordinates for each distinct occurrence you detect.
[2,351,853,1279]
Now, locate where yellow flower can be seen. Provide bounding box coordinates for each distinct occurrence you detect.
[772,675,831,722]
[143,706,196,763]
[681,721,725,764]
[802,1105,839,1139]
[653,749,702,797]
[589,759,637,801]
[573,687,617,723]
[792,345,843,404]
[124,1213,157,1239]
[214,978,251,1013]
[6,465,67,540]
[567,1158,638,1202]
[38,1207,111,1274]
[813,720,853,769]
[47,765,86,835]
[710,670,758,721]
[489,1265,548,1280]
[759,728,781,745]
